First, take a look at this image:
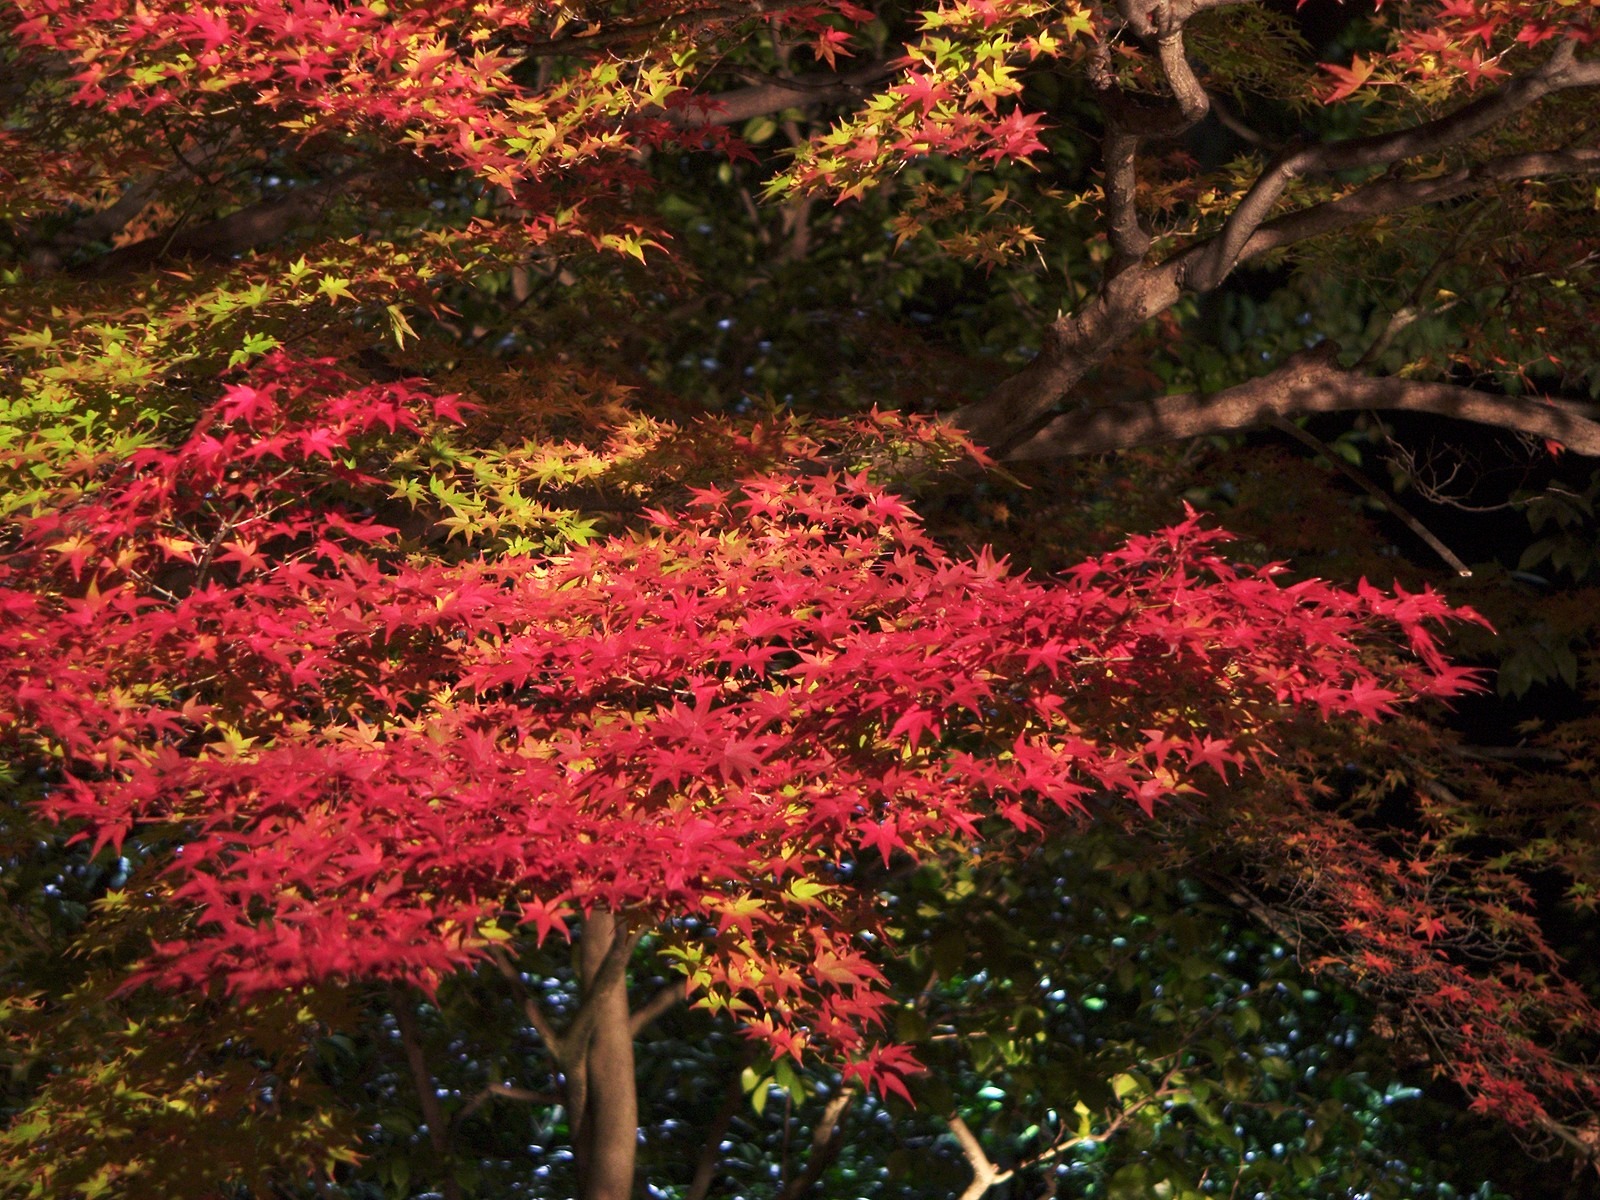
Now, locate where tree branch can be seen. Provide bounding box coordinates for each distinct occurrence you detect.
[947,1084,1161,1198]
[77,171,364,277]
[1004,353,1600,460]
[949,1115,1000,1200]
[674,63,894,126]
[683,1045,757,1200]
[961,60,1600,451]
[1089,42,1154,275]
[487,944,566,1064]
[389,988,463,1200]
[455,1081,563,1126]
[508,0,821,57]
[776,1089,855,1200]
[629,977,688,1036]
[1229,146,1600,266]
[563,913,646,1062]
[1181,44,1600,293]
[1353,202,1489,370]
[1090,1,1211,275]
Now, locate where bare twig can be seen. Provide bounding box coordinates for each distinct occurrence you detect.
[1352,203,1490,370]
[1265,413,1474,577]
[455,1081,563,1126]
[947,1097,1147,1200]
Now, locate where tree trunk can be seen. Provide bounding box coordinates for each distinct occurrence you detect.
[571,910,639,1200]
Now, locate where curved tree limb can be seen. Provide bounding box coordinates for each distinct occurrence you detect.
[957,32,1600,451]
[1091,1,1211,275]
[1004,353,1600,460]
[629,977,688,1036]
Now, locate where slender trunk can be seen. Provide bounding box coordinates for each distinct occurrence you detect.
[570,910,639,1200]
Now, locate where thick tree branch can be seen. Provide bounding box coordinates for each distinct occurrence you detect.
[1005,353,1600,460]
[1169,0,1260,20]
[26,175,163,271]
[958,52,1600,452]
[570,910,643,1200]
[1088,42,1154,273]
[1101,125,1151,272]
[563,914,646,1063]
[953,265,1184,447]
[1150,5,1210,126]
[1091,1,1210,275]
[949,1115,1000,1200]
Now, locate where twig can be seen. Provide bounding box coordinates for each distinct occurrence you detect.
[1354,203,1490,370]
[455,1081,563,1126]
[1266,413,1473,576]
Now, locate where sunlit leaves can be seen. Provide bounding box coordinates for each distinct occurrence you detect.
[0,353,1476,1102]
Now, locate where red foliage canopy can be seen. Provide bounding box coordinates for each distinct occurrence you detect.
[0,354,1476,1092]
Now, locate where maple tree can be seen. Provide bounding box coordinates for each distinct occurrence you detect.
[4,0,1600,1197]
